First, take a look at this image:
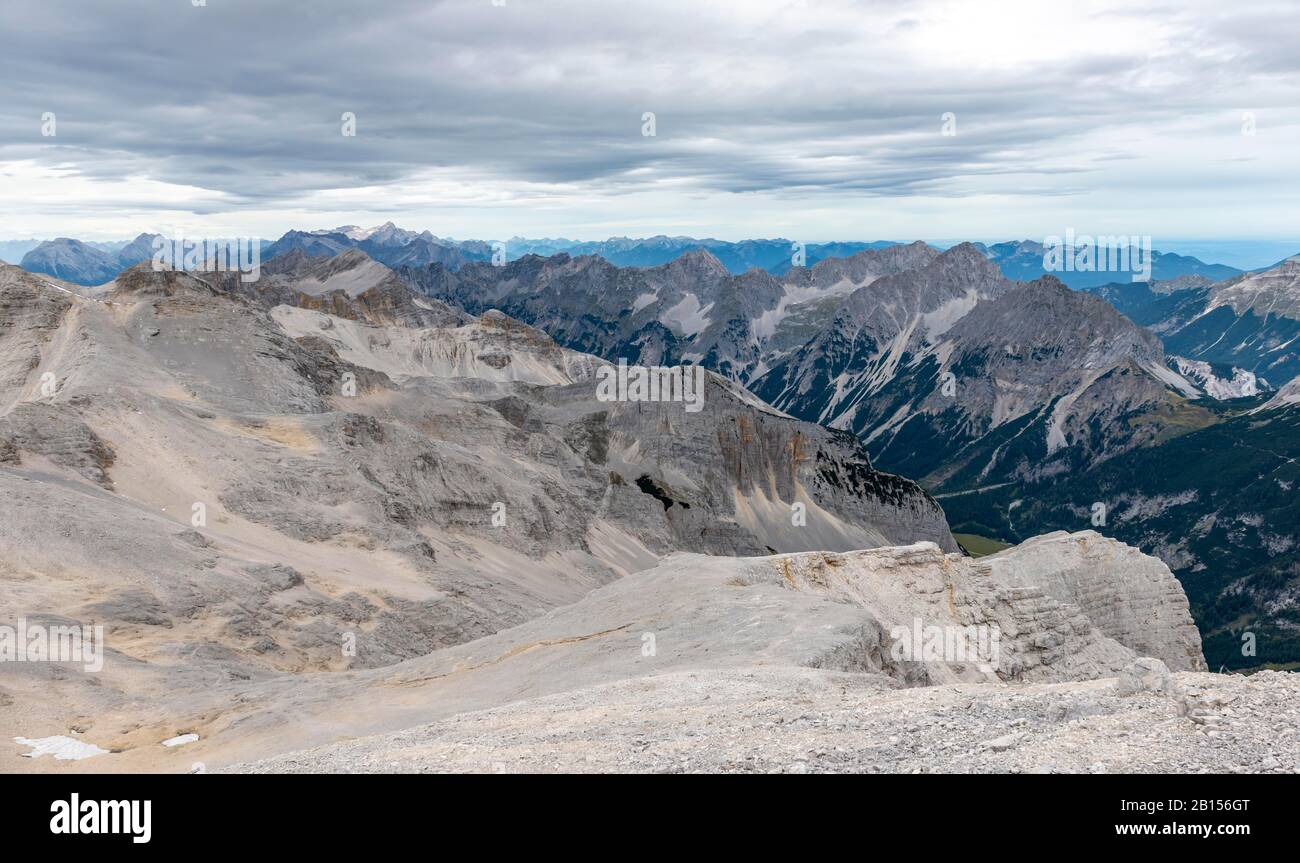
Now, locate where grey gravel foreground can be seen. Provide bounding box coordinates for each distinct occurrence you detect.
[234,667,1300,774]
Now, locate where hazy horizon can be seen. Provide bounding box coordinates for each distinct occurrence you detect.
[4,228,1296,271]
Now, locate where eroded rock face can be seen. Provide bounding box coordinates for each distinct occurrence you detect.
[758,536,1203,684]
[0,261,1216,774]
[976,530,1206,671]
[0,402,116,487]
[398,242,942,384]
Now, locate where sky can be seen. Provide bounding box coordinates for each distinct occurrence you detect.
[1,0,1297,255]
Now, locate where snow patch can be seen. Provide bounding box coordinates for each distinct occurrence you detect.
[162,733,199,747]
[15,735,108,760]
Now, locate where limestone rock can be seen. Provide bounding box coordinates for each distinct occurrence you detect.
[979,531,1206,671]
[1115,657,1180,697]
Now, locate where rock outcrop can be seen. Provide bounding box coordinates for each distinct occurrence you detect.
[206,531,1207,771]
[977,531,1205,671]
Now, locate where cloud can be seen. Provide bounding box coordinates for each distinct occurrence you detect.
[0,0,1297,240]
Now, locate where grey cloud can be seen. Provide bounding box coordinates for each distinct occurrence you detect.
[0,0,1297,218]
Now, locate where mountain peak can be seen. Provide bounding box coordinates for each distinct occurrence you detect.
[664,248,730,277]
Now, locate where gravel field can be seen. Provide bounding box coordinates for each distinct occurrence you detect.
[235,666,1300,774]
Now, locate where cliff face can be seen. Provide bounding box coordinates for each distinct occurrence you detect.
[976,531,1206,672]
[594,374,956,556]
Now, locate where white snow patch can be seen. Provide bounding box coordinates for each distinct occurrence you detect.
[161,733,200,748]
[15,735,109,760]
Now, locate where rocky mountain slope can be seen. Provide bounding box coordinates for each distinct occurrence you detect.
[1085,257,1300,387]
[2,242,1286,773]
[401,239,1298,671]
[939,388,1300,671]
[402,241,940,383]
[0,258,984,771]
[234,665,1299,774]
[212,531,1207,771]
[752,246,1207,489]
[406,240,1213,494]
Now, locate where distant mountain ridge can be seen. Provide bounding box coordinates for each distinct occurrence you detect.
[18,235,163,285]
[400,241,942,383]
[15,223,1248,284]
[975,240,1241,288]
[1082,256,1300,386]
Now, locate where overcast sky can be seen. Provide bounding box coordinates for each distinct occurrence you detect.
[1,0,1297,247]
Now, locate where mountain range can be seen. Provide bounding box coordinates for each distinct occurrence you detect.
[0,250,1223,773]
[12,223,1249,285]
[390,240,1300,671]
[15,235,163,285]
[6,225,1300,676]
[1086,258,1300,386]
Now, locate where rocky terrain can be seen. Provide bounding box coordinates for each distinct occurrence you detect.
[400,241,941,383]
[942,387,1300,671]
[1086,257,1300,387]
[392,237,1299,671]
[10,529,1234,773]
[235,666,1300,774]
[1,257,950,772]
[1,247,1294,774]
[751,247,1211,491]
